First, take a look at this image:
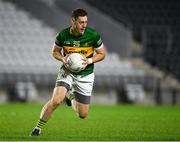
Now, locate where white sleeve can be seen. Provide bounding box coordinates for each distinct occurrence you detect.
[95,43,104,51]
[54,43,62,49]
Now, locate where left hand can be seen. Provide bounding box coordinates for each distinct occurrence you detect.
[81,57,89,70]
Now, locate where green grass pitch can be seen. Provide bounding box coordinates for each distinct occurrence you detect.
[0,103,180,141]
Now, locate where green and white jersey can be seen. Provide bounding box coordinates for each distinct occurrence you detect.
[55,27,103,76]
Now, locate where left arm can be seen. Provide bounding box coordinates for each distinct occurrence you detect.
[83,45,106,66]
[90,46,106,64]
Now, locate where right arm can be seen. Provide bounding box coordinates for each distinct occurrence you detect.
[52,44,67,63]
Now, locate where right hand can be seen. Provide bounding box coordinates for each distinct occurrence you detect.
[62,55,69,69]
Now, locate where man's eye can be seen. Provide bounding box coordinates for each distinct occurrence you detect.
[79,21,87,24]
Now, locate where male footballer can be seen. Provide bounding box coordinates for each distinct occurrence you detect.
[30,8,106,136]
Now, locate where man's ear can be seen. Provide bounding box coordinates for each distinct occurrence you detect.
[71,17,75,23]
[70,17,75,26]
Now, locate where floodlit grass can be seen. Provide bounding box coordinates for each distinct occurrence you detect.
[0,103,180,141]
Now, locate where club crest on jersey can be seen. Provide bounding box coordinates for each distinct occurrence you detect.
[83,42,89,46]
[73,41,80,47]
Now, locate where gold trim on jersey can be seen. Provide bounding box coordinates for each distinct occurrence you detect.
[63,46,94,57]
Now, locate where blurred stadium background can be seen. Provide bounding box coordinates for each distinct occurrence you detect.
[0,0,180,105]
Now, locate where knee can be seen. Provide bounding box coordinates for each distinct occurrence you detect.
[51,99,61,109]
[79,112,88,119]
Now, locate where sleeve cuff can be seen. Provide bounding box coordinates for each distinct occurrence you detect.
[87,58,93,64]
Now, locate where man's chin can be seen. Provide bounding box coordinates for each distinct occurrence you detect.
[76,30,85,35]
[80,30,85,34]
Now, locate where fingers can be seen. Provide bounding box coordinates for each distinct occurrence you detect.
[62,55,68,64]
[62,55,70,69]
[82,58,88,65]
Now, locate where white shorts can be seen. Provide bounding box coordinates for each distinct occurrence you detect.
[56,66,94,104]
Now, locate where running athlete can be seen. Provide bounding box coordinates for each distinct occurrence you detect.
[30,8,106,136]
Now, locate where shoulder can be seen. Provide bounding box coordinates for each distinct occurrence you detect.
[55,27,70,45]
[85,27,100,37]
[56,27,70,38]
[86,27,102,43]
[85,27,103,47]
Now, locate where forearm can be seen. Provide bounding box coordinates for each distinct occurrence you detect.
[90,53,105,64]
[52,45,65,63]
[88,47,106,64]
[52,51,64,62]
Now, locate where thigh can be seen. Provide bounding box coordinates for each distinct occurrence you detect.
[56,66,73,89]
[51,86,67,104]
[74,73,94,98]
[55,66,74,98]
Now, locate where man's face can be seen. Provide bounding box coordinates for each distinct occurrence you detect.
[72,16,88,35]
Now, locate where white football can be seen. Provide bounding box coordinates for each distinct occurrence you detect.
[66,53,85,73]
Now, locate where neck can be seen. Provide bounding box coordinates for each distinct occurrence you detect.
[70,27,81,36]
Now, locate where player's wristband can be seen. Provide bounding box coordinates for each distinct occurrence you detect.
[87,58,93,64]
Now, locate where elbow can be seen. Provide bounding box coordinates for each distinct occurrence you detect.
[52,51,59,60]
[52,51,56,59]
[102,52,106,60]
[52,46,61,59]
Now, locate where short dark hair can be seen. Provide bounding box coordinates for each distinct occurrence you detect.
[72,8,87,19]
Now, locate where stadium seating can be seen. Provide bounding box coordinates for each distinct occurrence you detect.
[0,0,58,85]
[0,0,145,87]
[3,0,172,104]
[86,0,180,81]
